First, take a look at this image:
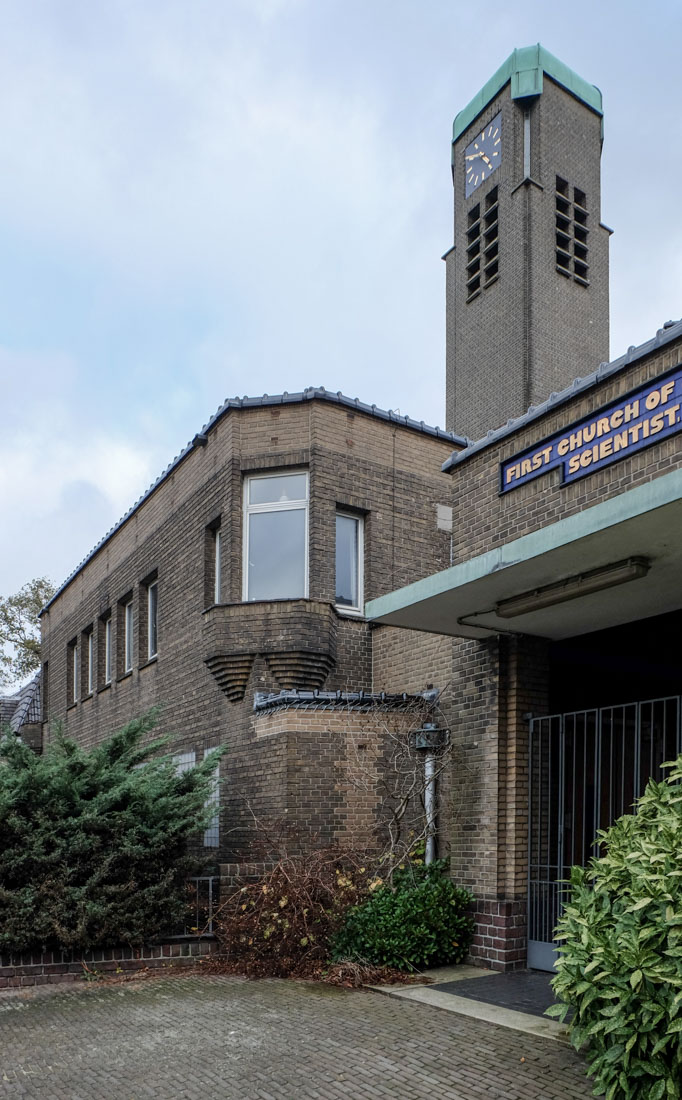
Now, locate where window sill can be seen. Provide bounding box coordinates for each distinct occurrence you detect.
[335,605,365,619]
[117,671,133,684]
[67,702,78,712]
[139,656,158,672]
[81,692,94,703]
[97,683,112,694]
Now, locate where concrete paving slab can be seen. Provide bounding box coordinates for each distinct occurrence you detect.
[369,967,569,1045]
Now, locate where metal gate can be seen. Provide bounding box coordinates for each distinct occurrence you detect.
[528,695,681,971]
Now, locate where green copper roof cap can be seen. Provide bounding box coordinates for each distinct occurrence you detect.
[452,44,603,148]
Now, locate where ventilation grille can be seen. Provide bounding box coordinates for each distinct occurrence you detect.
[466,187,499,302]
[555,176,589,285]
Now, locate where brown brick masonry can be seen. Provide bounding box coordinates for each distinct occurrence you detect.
[468,899,527,972]
[0,938,218,989]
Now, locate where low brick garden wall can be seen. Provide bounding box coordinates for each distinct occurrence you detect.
[0,937,220,989]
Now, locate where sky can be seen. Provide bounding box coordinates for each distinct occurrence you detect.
[1,0,681,597]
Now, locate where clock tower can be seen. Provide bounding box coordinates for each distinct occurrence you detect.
[445,45,611,439]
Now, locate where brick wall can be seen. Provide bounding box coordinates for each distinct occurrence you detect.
[0,939,218,989]
[449,337,682,562]
[375,338,682,968]
[251,706,436,856]
[40,398,456,865]
[446,75,609,439]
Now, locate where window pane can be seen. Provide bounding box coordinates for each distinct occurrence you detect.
[148,583,158,658]
[125,602,133,671]
[88,634,93,693]
[248,509,306,600]
[104,619,112,683]
[203,748,220,848]
[249,473,307,506]
[336,514,359,607]
[214,529,221,604]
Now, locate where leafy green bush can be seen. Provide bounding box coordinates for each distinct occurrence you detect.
[331,861,474,970]
[0,712,224,953]
[550,756,682,1099]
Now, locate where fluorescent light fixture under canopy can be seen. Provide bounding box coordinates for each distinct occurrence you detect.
[494,557,651,619]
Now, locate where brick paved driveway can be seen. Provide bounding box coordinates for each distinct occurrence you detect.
[0,974,590,1099]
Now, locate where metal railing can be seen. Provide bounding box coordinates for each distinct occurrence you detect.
[168,875,219,938]
[528,695,681,969]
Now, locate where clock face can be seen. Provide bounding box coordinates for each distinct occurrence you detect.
[464,112,502,198]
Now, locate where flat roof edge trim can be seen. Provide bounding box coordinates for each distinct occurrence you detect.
[43,388,466,615]
[452,44,602,145]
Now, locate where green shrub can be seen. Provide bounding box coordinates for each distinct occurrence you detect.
[331,861,474,970]
[550,755,682,1099]
[0,712,224,953]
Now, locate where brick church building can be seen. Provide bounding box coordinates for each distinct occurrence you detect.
[39,46,682,971]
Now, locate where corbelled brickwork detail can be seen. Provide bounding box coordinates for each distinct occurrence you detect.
[204,654,255,701]
[264,650,335,691]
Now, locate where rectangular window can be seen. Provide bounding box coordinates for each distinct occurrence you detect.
[174,750,196,774]
[335,512,364,613]
[42,661,48,721]
[68,640,78,705]
[214,528,222,604]
[147,581,158,659]
[124,599,133,672]
[104,616,112,684]
[203,748,220,848]
[87,631,94,695]
[243,471,308,601]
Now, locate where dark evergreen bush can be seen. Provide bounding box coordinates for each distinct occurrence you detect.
[331,861,474,970]
[550,756,682,1099]
[0,712,224,953]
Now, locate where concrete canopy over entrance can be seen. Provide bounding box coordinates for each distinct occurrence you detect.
[365,466,682,641]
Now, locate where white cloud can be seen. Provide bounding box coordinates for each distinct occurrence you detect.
[0,347,158,593]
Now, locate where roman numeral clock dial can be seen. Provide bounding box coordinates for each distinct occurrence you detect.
[464,112,502,198]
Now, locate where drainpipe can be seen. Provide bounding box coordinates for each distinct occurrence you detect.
[414,721,450,866]
[424,750,436,865]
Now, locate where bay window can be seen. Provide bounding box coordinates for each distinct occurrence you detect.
[243,472,308,601]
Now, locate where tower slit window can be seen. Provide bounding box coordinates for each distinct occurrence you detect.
[555,176,589,285]
[466,186,499,302]
[465,204,481,300]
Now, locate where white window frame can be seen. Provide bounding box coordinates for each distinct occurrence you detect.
[124,599,133,673]
[242,470,309,602]
[87,631,94,695]
[174,750,196,774]
[147,581,158,660]
[214,527,222,605]
[72,643,79,704]
[203,748,220,848]
[104,617,112,684]
[335,511,364,615]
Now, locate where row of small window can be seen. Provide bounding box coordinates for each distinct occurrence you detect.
[67,579,158,705]
[210,471,364,611]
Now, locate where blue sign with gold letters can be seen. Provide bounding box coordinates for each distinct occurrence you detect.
[500,367,682,493]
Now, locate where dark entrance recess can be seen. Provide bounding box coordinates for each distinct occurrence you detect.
[548,609,682,714]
